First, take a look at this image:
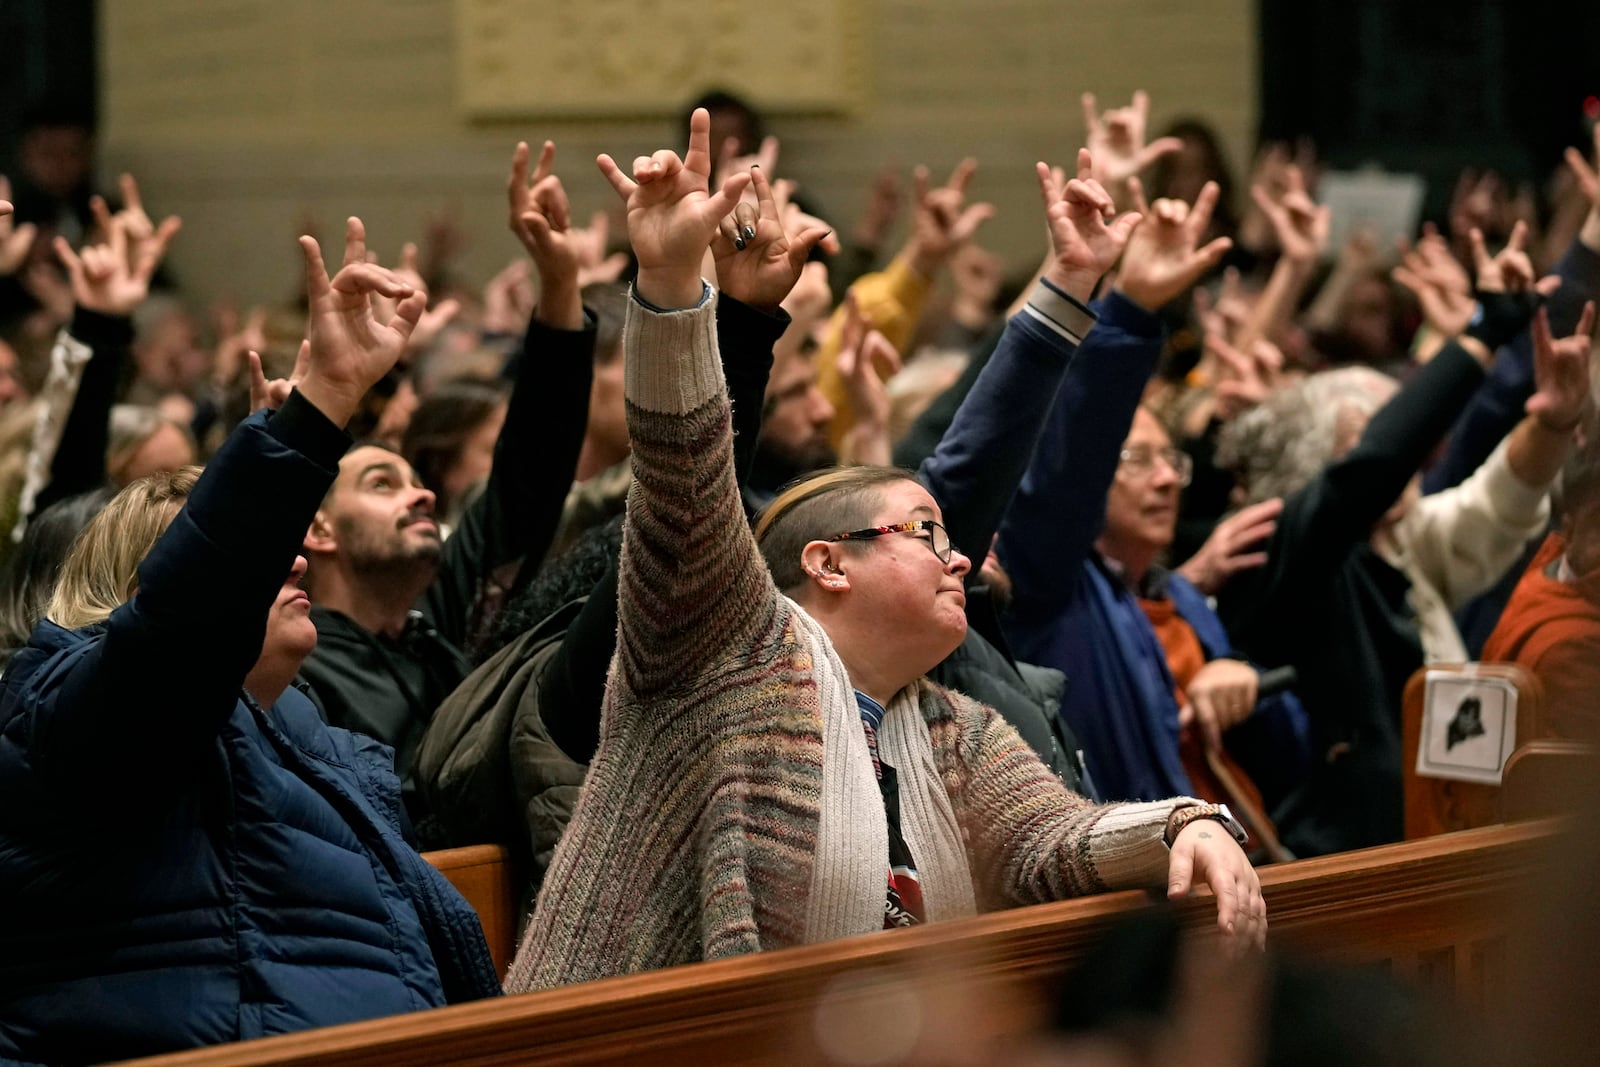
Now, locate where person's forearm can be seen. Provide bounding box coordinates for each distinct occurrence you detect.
[1504,414,1575,490]
[1303,261,1362,335]
[534,277,584,332]
[617,291,776,696]
[1425,236,1600,494]
[715,295,786,487]
[36,309,133,513]
[997,289,1162,610]
[1316,340,1486,536]
[1237,256,1315,350]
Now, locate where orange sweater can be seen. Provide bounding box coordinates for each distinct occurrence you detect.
[1482,532,1600,741]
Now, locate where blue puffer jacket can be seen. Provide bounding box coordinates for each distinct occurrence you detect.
[0,396,498,1065]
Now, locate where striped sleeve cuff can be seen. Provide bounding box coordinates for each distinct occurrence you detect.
[1019,277,1097,345]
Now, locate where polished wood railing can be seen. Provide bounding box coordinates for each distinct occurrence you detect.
[120,820,1555,1066]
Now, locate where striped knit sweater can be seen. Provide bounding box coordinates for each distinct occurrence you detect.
[504,289,1195,992]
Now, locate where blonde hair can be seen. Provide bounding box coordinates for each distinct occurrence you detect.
[106,404,196,487]
[752,465,918,593]
[47,466,200,629]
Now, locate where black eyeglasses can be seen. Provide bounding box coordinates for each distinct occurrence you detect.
[824,520,958,564]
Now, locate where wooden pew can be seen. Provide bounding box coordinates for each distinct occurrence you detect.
[1501,739,1599,822]
[119,821,1555,1067]
[1402,662,1547,838]
[423,844,517,978]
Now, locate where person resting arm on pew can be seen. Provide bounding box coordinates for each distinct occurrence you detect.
[505,110,1263,994]
[0,217,500,1065]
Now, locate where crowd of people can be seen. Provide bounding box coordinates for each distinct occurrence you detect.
[0,83,1596,1062]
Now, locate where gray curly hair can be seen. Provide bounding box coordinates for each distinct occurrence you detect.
[1216,366,1400,506]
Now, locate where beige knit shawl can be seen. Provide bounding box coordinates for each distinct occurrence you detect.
[788,601,977,943]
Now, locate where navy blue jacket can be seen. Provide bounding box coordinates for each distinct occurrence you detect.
[0,394,498,1065]
[997,293,1307,804]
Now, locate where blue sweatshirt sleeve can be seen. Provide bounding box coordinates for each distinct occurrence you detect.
[996,290,1165,617]
[1424,238,1600,493]
[916,278,1099,568]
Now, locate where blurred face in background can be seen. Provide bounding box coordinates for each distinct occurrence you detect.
[759,349,836,472]
[20,124,94,200]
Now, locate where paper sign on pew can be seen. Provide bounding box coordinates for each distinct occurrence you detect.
[1416,669,1519,785]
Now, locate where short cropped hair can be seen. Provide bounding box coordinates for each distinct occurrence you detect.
[48,467,199,630]
[752,465,919,594]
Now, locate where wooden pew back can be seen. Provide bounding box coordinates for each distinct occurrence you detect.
[1403,662,1546,838]
[1501,739,1599,823]
[423,844,517,978]
[122,822,1555,1067]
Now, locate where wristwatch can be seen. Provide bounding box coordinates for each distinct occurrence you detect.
[1166,803,1249,847]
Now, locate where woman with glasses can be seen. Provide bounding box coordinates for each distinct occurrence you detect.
[999,380,1311,848]
[506,113,1263,993]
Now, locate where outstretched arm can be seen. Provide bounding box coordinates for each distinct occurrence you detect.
[815,158,994,444]
[956,696,1264,949]
[597,109,776,695]
[26,179,181,519]
[535,172,816,760]
[424,142,597,651]
[1426,135,1600,493]
[918,149,1151,568]
[999,179,1233,614]
[1406,303,1594,608]
[3,218,422,808]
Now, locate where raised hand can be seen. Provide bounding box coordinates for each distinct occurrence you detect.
[1248,163,1328,267]
[1034,149,1140,302]
[53,212,181,318]
[1177,496,1283,598]
[1081,90,1183,197]
[1526,302,1596,433]
[1182,658,1261,752]
[712,166,832,312]
[1208,333,1284,422]
[248,340,311,414]
[296,217,425,426]
[508,140,588,327]
[1114,177,1233,311]
[482,258,536,335]
[0,176,37,276]
[597,107,752,309]
[835,295,901,467]
[906,159,994,280]
[1393,227,1476,337]
[366,243,464,351]
[713,134,780,205]
[853,162,903,251]
[212,304,269,389]
[1469,220,1549,295]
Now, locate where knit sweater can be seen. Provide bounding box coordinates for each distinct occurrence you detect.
[505,289,1194,992]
